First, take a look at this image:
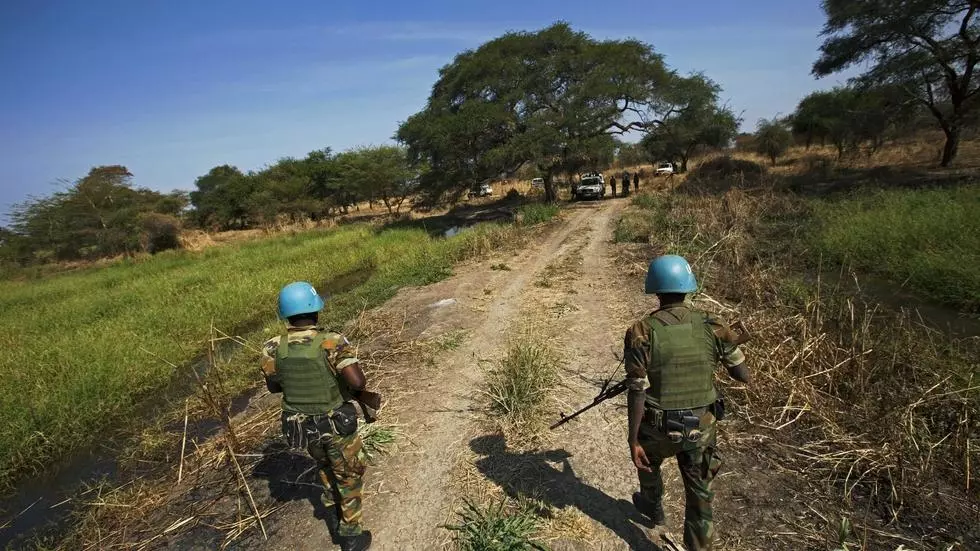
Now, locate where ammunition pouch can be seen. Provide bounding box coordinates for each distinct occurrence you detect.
[281,402,359,449]
[647,406,706,443]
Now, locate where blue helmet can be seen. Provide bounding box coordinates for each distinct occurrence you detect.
[277,281,325,319]
[644,255,698,294]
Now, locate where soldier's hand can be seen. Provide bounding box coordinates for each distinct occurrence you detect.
[631,443,652,472]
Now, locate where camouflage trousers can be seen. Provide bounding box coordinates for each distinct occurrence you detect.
[637,410,722,551]
[307,432,367,537]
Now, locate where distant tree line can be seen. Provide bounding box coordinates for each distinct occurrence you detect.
[1,145,417,267]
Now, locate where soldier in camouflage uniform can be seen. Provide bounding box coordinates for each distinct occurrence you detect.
[624,255,750,551]
[262,281,373,551]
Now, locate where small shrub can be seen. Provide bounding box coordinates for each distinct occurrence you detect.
[517,203,560,226]
[140,213,182,254]
[445,499,546,551]
[613,212,656,243]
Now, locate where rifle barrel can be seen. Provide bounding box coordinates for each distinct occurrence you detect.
[549,380,629,430]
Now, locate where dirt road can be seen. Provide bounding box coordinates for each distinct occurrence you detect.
[247,197,827,550]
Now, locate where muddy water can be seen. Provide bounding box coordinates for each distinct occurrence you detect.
[815,268,980,338]
[0,264,377,548]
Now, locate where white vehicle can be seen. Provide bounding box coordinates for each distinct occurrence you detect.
[573,174,606,200]
[468,183,493,198]
[655,162,675,176]
[531,177,545,188]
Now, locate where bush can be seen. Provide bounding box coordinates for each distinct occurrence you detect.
[140,213,183,254]
[678,156,768,193]
[517,203,560,225]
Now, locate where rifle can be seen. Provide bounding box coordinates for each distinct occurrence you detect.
[353,389,382,424]
[550,379,629,430]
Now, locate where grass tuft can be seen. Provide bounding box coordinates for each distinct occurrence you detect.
[445,499,546,551]
[435,330,469,351]
[517,203,560,226]
[485,339,559,434]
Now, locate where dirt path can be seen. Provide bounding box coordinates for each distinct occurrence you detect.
[255,200,626,550]
[250,195,829,551]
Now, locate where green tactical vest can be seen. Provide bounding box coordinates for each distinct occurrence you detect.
[644,308,718,410]
[275,331,345,415]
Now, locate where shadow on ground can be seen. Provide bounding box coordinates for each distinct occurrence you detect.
[380,194,525,237]
[251,441,341,544]
[470,434,662,550]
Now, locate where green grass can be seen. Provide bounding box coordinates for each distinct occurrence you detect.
[0,221,522,489]
[517,203,560,226]
[810,186,980,311]
[485,340,559,431]
[445,499,546,551]
[357,422,398,464]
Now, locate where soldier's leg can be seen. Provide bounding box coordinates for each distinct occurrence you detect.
[323,432,367,537]
[676,433,722,551]
[636,430,673,517]
[307,440,338,510]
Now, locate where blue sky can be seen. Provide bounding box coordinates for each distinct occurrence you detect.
[0,0,856,216]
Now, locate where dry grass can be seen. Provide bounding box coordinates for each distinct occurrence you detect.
[618,186,979,548]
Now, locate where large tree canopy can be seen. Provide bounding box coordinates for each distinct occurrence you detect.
[397,22,669,202]
[813,0,980,166]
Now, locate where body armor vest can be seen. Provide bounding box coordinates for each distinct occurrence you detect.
[275,331,345,415]
[644,308,717,410]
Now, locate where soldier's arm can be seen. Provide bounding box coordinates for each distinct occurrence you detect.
[624,321,650,446]
[261,339,283,393]
[324,334,366,391]
[707,317,750,384]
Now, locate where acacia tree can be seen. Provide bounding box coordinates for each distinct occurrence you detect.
[755,118,793,166]
[335,146,415,214]
[635,74,739,172]
[813,0,980,166]
[10,166,184,261]
[793,86,922,159]
[189,165,257,230]
[397,23,667,202]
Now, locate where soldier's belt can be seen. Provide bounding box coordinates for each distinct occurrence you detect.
[645,406,707,443]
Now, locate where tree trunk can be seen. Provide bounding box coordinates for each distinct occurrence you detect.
[544,170,558,202]
[940,125,960,167]
[770,154,777,167]
[680,156,689,173]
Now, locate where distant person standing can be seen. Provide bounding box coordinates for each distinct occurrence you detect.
[609,175,617,197]
[633,172,640,192]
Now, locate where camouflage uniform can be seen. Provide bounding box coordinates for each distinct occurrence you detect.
[624,300,745,551]
[262,326,367,537]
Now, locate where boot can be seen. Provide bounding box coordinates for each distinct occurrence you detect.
[632,492,666,525]
[339,530,372,551]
